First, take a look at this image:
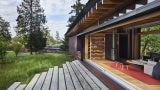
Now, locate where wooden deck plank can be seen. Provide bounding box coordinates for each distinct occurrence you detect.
[73,61,101,90]
[42,68,53,90]
[63,64,75,90]
[7,82,21,90]
[16,84,26,90]
[66,62,83,90]
[33,72,47,90]
[25,74,40,90]
[70,63,92,90]
[50,66,58,90]
[74,60,110,90]
[59,68,66,90]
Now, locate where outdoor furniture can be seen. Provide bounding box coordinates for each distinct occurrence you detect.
[144,61,157,76]
[128,59,147,70]
[152,62,160,80]
[143,53,160,62]
[115,59,129,70]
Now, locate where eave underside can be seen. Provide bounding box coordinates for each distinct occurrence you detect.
[66,0,150,37]
[77,0,160,36]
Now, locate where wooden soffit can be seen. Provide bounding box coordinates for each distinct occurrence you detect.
[67,0,128,36]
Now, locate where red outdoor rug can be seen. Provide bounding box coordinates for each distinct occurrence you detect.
[104,62,160,85]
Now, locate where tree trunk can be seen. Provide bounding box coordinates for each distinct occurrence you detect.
[30,0,33,55]
[141,39,149,58]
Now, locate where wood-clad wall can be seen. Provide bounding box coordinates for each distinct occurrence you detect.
[87,33,105,60]
[69,36,77,57]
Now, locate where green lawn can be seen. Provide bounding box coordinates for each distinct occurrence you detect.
[0,51,74,90]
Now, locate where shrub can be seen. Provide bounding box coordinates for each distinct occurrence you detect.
[10,42,22,57]
[0,39,8,63]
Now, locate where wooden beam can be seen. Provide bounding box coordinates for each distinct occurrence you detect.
[96,3,119,10]
[92,8,106,14]
[100,12,160,33]
[103,0,126,4]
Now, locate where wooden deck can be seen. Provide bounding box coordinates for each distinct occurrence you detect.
[7,60,110,90]
[89,60,160,90]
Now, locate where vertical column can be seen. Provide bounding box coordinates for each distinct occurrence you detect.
[80,35,85,61]
[90,34,92,60]
[85,35,89,59]
[134,28,141,59]
[111,30,116,60]
[132,29,134,59]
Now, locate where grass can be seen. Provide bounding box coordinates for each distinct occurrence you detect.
[0,51,74,90]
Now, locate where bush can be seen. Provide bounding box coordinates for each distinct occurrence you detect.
[10,42,22,57]
[0,40,8,63]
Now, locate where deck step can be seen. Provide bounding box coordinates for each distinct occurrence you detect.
[70,62,92,90]
[50,66,58,90]
[42,68,53,90]
[7,82,21,90]
[16,84,26,90]
[66,62,83,90]
[73,61,100,90]
[59,68,66,90]
[25,74,40,90]
[33,72,47,90]
[8,60,110,90]
[74,60,110,90]
[63,64,75,90]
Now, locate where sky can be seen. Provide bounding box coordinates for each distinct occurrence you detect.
[0,0,88,38]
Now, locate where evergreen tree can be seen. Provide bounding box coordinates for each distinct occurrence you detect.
[67,0,84,27]
[61,0,85,51]
[16,0,47,54]
[0,16,11,62]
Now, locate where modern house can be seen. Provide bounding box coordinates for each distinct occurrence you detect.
[65,0,160,61]
[65,0,160,89]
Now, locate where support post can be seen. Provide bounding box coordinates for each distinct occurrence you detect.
[111,30,116,60]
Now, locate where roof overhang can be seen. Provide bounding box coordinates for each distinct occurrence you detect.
[66,0,139,37]
[76,0,160,36]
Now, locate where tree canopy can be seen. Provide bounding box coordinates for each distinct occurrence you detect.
[141,25,160,56]
[61,0,85,51]
[0,16,11,62]
[67,0,84,27]
[16,0,47,54]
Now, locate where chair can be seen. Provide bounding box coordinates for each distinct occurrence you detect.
[115,59,129,70]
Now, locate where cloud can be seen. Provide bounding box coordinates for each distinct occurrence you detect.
[40,0,88,38]
[0,0,88,38]
[47,20,68,38]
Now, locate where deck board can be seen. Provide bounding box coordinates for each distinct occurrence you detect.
[50,66,58,90]
[73,61,100,90]
[16,84,26,90]
[63,64,75,90]
[33,72,47,90]
[66,62,83,90]
[7,82,21,90]
[59,68,66,90]
[74,60,110,90]
[42,68,53,90]
[70,62,92,90]
[8,60,111,90]
[25,74,40,90]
